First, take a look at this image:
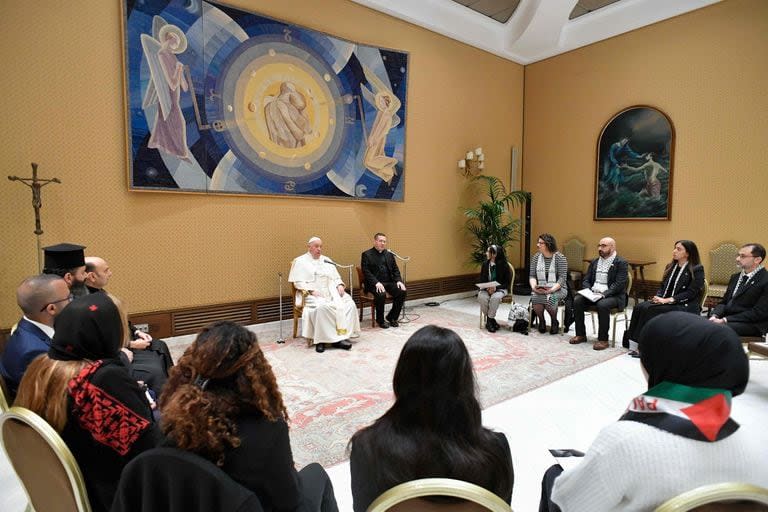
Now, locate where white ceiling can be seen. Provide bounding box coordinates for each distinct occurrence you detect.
[349,0,721,64]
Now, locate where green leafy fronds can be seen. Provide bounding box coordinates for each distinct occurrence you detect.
[461,176,530,266]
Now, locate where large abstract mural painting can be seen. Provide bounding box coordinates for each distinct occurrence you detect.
[123,0,408,201]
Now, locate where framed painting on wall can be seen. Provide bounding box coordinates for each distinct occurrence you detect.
[122,0,408,201]
[594,106,674,220]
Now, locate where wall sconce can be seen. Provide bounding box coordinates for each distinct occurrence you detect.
[458,147,484,177]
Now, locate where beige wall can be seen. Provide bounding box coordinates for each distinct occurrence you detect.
[523,0,768,279]
[0,0,524,326]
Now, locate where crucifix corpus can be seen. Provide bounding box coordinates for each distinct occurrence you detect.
[8,162,61,272]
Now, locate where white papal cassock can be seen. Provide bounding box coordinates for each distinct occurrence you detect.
[288,252,361,345]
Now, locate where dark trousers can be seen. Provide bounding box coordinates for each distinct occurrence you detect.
[373,282,406,323]
[130,339,173,397]
[539,464,564,512]
[726,322,763,336]
[625,302,680,343]
[573,294,622,341]
[299,462,339,512]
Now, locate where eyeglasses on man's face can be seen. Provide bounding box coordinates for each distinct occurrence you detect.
[40,293,74,312]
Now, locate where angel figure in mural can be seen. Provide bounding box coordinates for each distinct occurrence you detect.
[141,16,191,161]
[361,66,401,185]
[603,137,645,192]
[621,153,668,198]
[263,81,313,149]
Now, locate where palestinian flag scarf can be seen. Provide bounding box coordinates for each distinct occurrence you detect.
[619,381,739,442]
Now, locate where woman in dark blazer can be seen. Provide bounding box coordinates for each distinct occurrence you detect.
[477,244,512,332]
[624,240,705,355]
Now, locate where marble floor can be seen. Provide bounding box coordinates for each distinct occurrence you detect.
[2,295,767,512]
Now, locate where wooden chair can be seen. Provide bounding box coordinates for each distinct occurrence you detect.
[587,271,632,347]
[367,478,512,512]
[748,341,768,359]
[479,263,516,328]
[699,279,709,312]
[706,243,739,309]
[0,406,92,512]
[112,447,263,512]
[654,482,768,512]
[562,238,586,290]
[357,266,392,328]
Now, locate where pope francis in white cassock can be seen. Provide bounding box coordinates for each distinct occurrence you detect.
[289,237,361,353]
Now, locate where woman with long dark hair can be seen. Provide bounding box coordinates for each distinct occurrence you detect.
[478,244,512,332]
[623,240,705,356]
[530,233,569,334]
[160,321,338,512]
[348,325,514,511]
[15,293,161,512]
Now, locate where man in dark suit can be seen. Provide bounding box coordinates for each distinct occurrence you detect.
[569,237,629,350]
[710,243,768,336]
[84,255,174,395]
[361,233,407,328]
[0,274,72,397]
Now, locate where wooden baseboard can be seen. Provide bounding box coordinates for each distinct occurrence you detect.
[127,273,479,339]
[0,274,663,345]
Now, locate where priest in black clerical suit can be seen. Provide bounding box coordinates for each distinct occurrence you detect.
[710,243,768,336]
[361,233,406,328]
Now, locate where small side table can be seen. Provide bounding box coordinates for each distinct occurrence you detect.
[626,260,656,306]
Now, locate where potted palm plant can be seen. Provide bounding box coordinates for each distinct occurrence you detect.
[461,175,530,265]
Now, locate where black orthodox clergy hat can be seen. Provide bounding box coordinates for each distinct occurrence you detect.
[43,243,86,269]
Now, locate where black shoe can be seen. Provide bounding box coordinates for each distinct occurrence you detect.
[389,319,399,327]
[377,321,390,329]
[332,340,352,350]
[549,319,559,335]
[315,344,325,353]
[489,318,500,329]
[628,350,640,358]
[538,318,547,334]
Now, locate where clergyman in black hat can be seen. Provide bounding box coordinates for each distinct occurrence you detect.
[43,243,88,298]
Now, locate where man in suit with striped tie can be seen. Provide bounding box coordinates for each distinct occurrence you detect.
[710,243,768,336]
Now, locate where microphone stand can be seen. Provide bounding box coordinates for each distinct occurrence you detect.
[391,252,415,324]
[276,272,285,344]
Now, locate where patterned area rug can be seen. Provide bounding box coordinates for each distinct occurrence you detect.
[165,304,621,467]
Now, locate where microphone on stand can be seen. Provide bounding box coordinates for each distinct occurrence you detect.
[387,249,402,259]
[323,258,337,265]
[276,272,285,344]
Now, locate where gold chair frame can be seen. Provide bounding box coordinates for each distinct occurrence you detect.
[291,261,354,346]
[654,482,768,511]
[0,375,9,412]
[0,406,92,512]
[367,478,512,512]
[588,271,632,347]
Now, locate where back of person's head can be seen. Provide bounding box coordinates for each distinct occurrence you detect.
[15,356,85,432]
[160,321,287,465]
[351,325,512,499]
[48,293,123,362]
[639,312,749,396]
[392,325,479,432]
